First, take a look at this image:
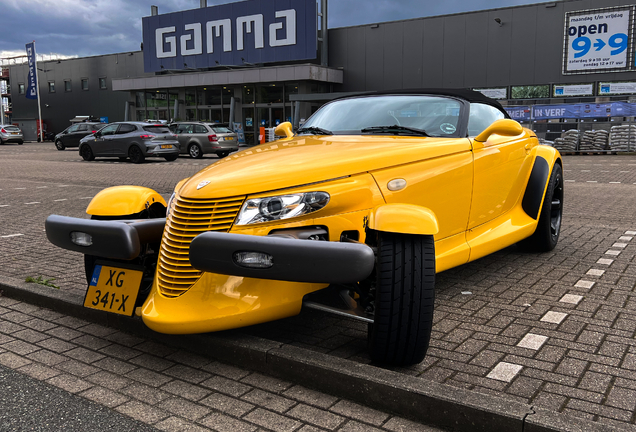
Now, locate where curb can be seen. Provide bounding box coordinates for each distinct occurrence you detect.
[0,275,632,432]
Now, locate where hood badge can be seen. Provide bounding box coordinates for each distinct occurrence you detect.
[197,180,211,190]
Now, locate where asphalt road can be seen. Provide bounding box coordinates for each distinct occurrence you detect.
[0,364,158,431]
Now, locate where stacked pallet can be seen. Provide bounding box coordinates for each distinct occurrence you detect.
[553,129,579,152]
[609,124,636,152]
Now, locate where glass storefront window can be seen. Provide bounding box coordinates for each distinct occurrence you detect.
[285,84,299,102]
[186,109,197,121]
[257,84,283,104]
[146,111,156,120]
[147,91,168,108]
[210,109,222,123]
[198,109,210,121]
[243,86,254,104]
[136,110,145,121]
[135,92,145,108]
[222,87,233,106]
[185,89,196,106]
[223,108,231,123]
[197,87,221,106]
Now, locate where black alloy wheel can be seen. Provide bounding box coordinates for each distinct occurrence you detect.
[129,146,145,164]
[55,140,65,151]
[80,145,94,161]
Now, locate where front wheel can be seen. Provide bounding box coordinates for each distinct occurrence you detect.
[80,145,94,161]
[164,154,178,162]
[518,163,563,252]
[367,231,435,366]
[188,143,203,159]
[55,140,65,151]
[217,151,230,158]
[129,146,145,164]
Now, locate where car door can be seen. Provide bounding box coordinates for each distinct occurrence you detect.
[111,123,138,156]
[468,103,535,229]
[91,124,119,156]
[175,124,193,154]
[61,124,81,146]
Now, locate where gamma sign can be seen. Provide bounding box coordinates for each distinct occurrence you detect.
[563,5,634,74]
[84,264,143,316]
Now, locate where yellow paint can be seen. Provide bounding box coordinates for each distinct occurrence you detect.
[368,204,439,235]
[274,121,294,138]
[87,186,167,216]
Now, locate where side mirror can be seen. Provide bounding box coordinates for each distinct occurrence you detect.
[474,119,523,143]
[274,122,293,138]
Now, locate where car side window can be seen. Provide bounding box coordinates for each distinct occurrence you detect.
[176,124,191,134]
[77,124,89,131]
[68,124,81,133]
[467,103,505,136]
[195,125,207,134]
[99,124,119,136]
[117,124,137,134]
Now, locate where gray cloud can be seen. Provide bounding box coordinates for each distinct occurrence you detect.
[1,0,538,58]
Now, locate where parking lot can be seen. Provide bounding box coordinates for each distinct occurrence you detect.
[1,142,636,430]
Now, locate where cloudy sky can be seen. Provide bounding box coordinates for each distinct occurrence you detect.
[1,0,539,60]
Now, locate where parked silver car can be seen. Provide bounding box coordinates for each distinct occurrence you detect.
[78,122,180,164]
[169,122,239,158]
[0,125,24,145]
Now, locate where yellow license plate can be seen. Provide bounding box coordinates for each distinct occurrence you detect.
[160,144,172,149]
[84,264,142,316]
[224,137,234,141]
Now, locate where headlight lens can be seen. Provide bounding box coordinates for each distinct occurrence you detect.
[236,192,330,225]
[166,192,176,217]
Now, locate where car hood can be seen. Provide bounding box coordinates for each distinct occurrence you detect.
[178,135,471,199]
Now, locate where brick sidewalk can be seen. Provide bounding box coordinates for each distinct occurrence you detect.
[1,144,636,430]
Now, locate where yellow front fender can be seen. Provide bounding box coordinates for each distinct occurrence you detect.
[367,204,439,235]
[86,186,166,217]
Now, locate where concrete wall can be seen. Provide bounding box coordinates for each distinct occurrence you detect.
[327,0,636,92]
[10,52,146,135]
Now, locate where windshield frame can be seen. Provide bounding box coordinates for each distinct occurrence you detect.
[299,94,470,138]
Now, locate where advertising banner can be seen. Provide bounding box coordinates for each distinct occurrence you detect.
[25,42,38,100]
[553,84,594,97]
[532,104,581,120]
[505,106,531,121]
[599,82,636,95]
[563,6,633,74]
[142,0,317,73]
[475,88,507,99]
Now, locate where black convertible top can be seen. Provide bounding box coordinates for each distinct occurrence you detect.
[340,88,507,114]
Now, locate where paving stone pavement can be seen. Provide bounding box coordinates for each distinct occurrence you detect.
[0,295,446,432]
[1,143,636,430]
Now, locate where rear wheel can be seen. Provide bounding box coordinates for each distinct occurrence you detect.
[18,141,23,145]
[129,146,145,164]
[164,154,178,162]
[80,145,94,161]
[367,231,435,366]
[217,151,230,158]
[188,143,203,159]
[518,163,563,252]
[55,140,65,150]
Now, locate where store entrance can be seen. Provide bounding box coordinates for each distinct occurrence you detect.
[243,105,285,144]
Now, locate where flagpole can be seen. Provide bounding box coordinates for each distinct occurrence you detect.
[33,41,43,142]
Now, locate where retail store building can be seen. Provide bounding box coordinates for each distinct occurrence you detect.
[8,0,636,149]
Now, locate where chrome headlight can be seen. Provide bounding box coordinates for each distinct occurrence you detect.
[236,192,330,226]
[166,192,176,217]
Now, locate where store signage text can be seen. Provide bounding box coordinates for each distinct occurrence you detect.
[142,0,317,73]
[155,10,297,59]
[563,6,634,74]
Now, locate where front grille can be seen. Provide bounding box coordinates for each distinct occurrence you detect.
[157,195,245,297]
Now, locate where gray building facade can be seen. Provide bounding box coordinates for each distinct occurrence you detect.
[7,0,636,145]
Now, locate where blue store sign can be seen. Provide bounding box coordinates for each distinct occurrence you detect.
[505,106,531,121]
[142,0,317,73]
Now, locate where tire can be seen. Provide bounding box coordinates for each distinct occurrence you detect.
[518,163,563,252]
[18,141,23,145]
[188,143,203,159]
[80,145,94,161]
[164,154,178,162]
[55,140,65,151]
[367,231,435,366]
[129,146,145,164]
[217,151,229,158]
[84,207,165,308]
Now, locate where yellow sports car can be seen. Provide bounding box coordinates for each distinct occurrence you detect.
[45,89,563,366]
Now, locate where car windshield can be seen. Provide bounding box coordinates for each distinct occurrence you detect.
[301,95,462,137]
[143,126,171,133]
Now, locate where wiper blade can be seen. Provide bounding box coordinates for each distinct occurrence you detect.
[296,126,333,135]
[361,125,429,136]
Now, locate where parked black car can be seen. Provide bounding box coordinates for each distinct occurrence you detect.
[55,122,104,150]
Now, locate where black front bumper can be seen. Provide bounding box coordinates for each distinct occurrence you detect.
[45,215,166,260]
[189,232,375,284]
